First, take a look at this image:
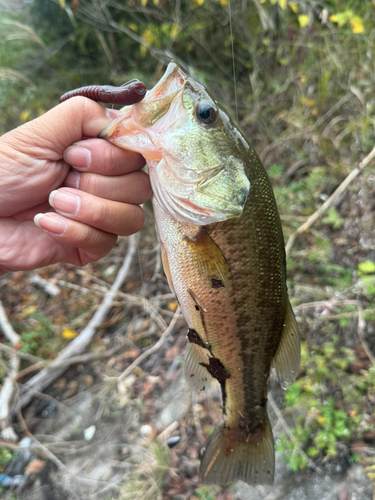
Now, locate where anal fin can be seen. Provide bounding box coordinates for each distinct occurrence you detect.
[184,341,216,392]
[273,298,300,389]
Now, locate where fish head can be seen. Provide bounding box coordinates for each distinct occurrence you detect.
[100,61,250,225]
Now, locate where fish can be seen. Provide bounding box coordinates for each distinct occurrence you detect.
[100,62,300,486]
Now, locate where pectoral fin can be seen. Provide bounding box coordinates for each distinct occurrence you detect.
[185,228,231,288]
[160,242,176,295]
[273,299,300,389]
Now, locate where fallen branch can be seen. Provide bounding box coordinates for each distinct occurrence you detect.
[13,234,139,413]
[0,300,20,440]
[285,145,375,258]
[0,300,20,345]
[117,306,181,382]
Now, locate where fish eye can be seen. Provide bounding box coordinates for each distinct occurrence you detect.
[195,102,217,125]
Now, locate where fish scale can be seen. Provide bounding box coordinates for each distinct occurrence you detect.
[100,61,300,486]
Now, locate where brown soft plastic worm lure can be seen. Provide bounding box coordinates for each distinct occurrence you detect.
[59,80,147,106]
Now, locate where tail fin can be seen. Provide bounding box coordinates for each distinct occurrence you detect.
[199,412,274,486]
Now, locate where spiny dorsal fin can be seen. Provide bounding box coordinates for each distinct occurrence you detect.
[273,298,300,389]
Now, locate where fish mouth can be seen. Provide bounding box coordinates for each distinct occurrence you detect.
[100,61,187,145]
[147,61,186,100]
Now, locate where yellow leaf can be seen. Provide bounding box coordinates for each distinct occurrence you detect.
[153,0,159,5]
[219,0,228,6]
[278,0,287,10]
[20,110,30,122]
[62,327,79,339]
[329,14,338,23]
[140,45,147,57]
[193,0,205,5]
[21,305,37,318]
[167,301,178,312]
[128,23,138,31]
[58,0,65,7]
[351,17,364,34]
[288,2,298,13]
[170,23,181,39]
[298,14,309,28]
[141,0,147,5]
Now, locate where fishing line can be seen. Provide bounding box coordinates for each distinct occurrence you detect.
[228,0,238,125]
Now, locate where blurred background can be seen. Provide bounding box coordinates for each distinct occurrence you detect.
[1,0,375,499]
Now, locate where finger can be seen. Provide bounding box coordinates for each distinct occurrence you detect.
[63,137,145,175]
[64,169,152,204]
[33,212,118,264]
[48,188,145,236]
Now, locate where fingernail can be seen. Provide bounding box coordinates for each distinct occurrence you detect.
[64,146,91,170]
[65,170,80,189]
[49,189,80,215]
[34,214,67,235]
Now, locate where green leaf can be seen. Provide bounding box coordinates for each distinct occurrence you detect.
[358,261,375,274]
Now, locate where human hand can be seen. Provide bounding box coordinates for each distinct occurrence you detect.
[0,97,152,275]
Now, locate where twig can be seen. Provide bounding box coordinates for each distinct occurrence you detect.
[16,361,46,381]
[268,392,321,473]
[49,339,135,369]
[118,306,181,382]
[17,409,66,469]
[13,234,139,413]
[0,300,20,345]
[30,272,60,296]
[285,145,375,258]
[0,342,44,364]
[293,298,375,365]
[355,301,375,366]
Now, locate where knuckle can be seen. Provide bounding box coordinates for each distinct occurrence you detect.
[102,144,116,174]
[120,207,145,236]
[85,173,101,195]
[91,200,107,225]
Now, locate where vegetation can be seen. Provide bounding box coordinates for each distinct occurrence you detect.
[1,0,375,497]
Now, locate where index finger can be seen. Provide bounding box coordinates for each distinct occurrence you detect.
[63,138,145,176]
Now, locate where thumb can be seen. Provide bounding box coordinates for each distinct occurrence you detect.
[1,97,123,158]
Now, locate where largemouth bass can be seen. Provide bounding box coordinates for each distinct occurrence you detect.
[100,62,300,486]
